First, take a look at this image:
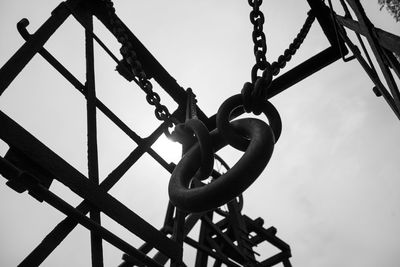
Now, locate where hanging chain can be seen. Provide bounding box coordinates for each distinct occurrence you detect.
[99,0,315,123]
[249,0,268,82]
[100,0,175,127]
[245,0,315,114]
[249,0,315,82]
[269,10,315,76]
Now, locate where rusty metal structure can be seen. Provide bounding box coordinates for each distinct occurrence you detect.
[0,0,399,266]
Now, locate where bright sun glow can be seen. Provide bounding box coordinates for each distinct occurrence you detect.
[152,134,182,163]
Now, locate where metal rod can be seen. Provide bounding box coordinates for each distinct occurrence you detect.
[170,209,185,266]
[0,157,162,267]
[243,216,290,252]
[0,2,73,95]
[19,121,172,266]
[84,12,104,267]
[334,16,400,119]
[327,0,355,62]
[121,205,206,266]
[226,200,256,262]
[259,252,292,267]
[206,46,342,129]
[185,236,240,267]
[0,111,180,260]
[268,46,341,98]
[16,18,181,168]
[344,0,400,110]
[89,4,212,129]
[194,212,212,267]
[306,0,345,48]
[335,14,400,55]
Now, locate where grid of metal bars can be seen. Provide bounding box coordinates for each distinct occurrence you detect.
[0,0,399,266]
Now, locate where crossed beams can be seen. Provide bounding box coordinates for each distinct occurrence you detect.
[0,0,292,264]
[328,0,400,119]
[2,0,397,265]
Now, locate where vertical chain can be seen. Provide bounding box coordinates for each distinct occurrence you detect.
[248,0,268,83]
[244,1,315,114]
[100,0,175,127]
[248,0,315,82]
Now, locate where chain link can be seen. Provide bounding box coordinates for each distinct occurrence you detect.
[249,0,268,82]
[248,1,315,82]
[100,0,315,121]
[269,10,316,77]
[245,2,316,114]
[100,0,175,127]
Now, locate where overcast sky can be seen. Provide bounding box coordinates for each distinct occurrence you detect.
[0,0,400,266]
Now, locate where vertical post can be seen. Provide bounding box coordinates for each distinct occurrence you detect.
[195,212,213,267]
[227,201,255,263]
[85,12,104,267]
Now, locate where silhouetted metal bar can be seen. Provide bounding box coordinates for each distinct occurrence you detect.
[84,12,104,266]
[152,216,242,267]
[268,46,341,98]
[383,49,400,79]
[206,46,342,129]
[21,113,170,266]
[243,216,290,253]
[169,209,185,266]
[195,212,213,267]
[0,157,162,267]
[306,0,344,48]
[259,252,292,267]
[88,2,212,129]
[332,16,400,119]
[344,0,400,110]
[121,205,206,266]
[335,15,400,55]
[16,22,182,168]
[0,1,76,95]
[282,258,293,267]
[184,236,240,267]
[226,201,256,263]
[0,111,181,260]
[19,121,172,266]
[202,216,247,264]
[89,0,345,132]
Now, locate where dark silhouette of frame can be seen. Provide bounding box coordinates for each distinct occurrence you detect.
[0,0,398,266]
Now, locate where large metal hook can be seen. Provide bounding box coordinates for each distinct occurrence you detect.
[168,118,274,212]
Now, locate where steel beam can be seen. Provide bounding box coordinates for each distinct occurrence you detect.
[0,111,181,260]
[335,15,400,55]
[0,157,162,267]
[0,1,76,95]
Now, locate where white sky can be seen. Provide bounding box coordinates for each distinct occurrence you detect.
[0,0,400,266]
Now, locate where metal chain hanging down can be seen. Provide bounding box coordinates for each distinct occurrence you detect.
[168,0,316,213]
[4,0,398,265]
[99,0,177,128]
[247,0,316,115]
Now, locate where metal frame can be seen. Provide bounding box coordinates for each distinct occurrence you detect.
[328,0,400,119]
[0,0,398,266]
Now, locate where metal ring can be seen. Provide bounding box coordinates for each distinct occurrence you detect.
[216,94,281,151]
[184,119,214,181]
[169,118,274,212]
